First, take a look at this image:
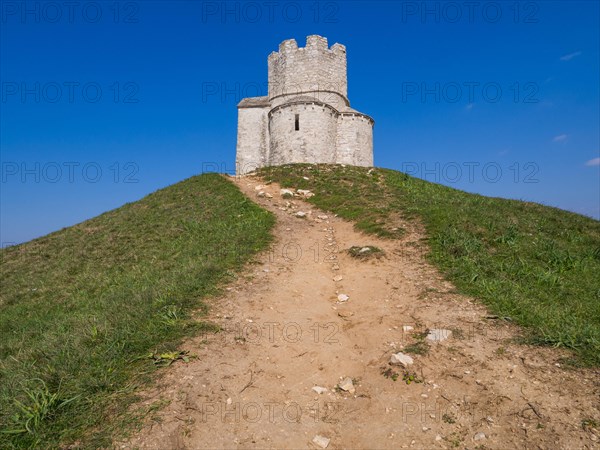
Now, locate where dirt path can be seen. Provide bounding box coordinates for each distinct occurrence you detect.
[124,175,599,449]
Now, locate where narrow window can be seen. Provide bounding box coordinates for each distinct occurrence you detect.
[294,114,300,131]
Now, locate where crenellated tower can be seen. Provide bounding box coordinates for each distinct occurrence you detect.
[236,35,373,174]
[267,35,348,111]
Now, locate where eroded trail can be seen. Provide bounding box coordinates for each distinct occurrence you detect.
[125,175,599,449]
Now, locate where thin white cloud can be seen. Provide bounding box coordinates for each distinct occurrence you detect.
[585,157,600,166]
[560,51,582,61]
[553,134,568,142]
[465,103,474,111]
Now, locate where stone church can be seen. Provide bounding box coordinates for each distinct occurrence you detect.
[236,35,374,175]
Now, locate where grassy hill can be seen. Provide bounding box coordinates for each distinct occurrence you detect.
[1,165,599,448]
[0,174,274,448]
[258,164,600,367]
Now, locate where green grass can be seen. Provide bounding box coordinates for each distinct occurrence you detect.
[0,174,274,448]
[258,164,600,366]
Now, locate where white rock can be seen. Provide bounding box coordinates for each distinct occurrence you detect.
[337,293,349,302]
[226,397,232,405]
[338,377,355,394]
[297,189,314,198]
[295,211,307,218]
[303,176,310,180]
[473,432,486,441]
[333,275,343,282]
[402,325,414,333]
[280,188,295,197]
[265,193,273,198]
[390,352,414,367]
[312,386,328,394]
[359,246,371,253]
[426,329,452,342]
[435,435,442,442]
[254,184,267,191]
[317,214,329,220]
[312,435,330,448]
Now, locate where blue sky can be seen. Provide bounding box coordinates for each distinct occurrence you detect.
[1,0,599,245]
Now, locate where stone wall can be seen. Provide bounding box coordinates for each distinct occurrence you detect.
[268,102,337,166]
[336,114,374,166]
[236,102,269,174]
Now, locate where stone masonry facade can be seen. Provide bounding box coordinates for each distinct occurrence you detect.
[236,35,374,174]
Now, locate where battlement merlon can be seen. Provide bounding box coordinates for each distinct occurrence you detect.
[268,35,346,60]
[278,38,298,53]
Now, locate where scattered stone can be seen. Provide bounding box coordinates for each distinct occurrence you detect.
[333,275,343,282]
[402,325,414,333]
[435,435,442,442]
[303,176,310,180]
[359,246,371,253]
[254,184,267,191]
[317,214,329,220]
[312,435,330,448]
[257,191,266,197]
[312,386,328,395]
[422,426,430,432]
[295,211,307,218]
[332,264,340,270]
[338,311,354,319]
[426,329,452,342]
[297,189,315,198]
[226,397,232,405]
[473,432,486,441]
[265,193,273,198]
[337,293,349,302]
[280,188,295,198]
[390,352,414,367]
[421,394,428,398]
[338,377,355,394]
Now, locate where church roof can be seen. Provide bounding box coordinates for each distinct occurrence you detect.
[285,95,321,104]
[237,96,270,108]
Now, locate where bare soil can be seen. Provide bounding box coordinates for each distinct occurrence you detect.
[122,175,599,449]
